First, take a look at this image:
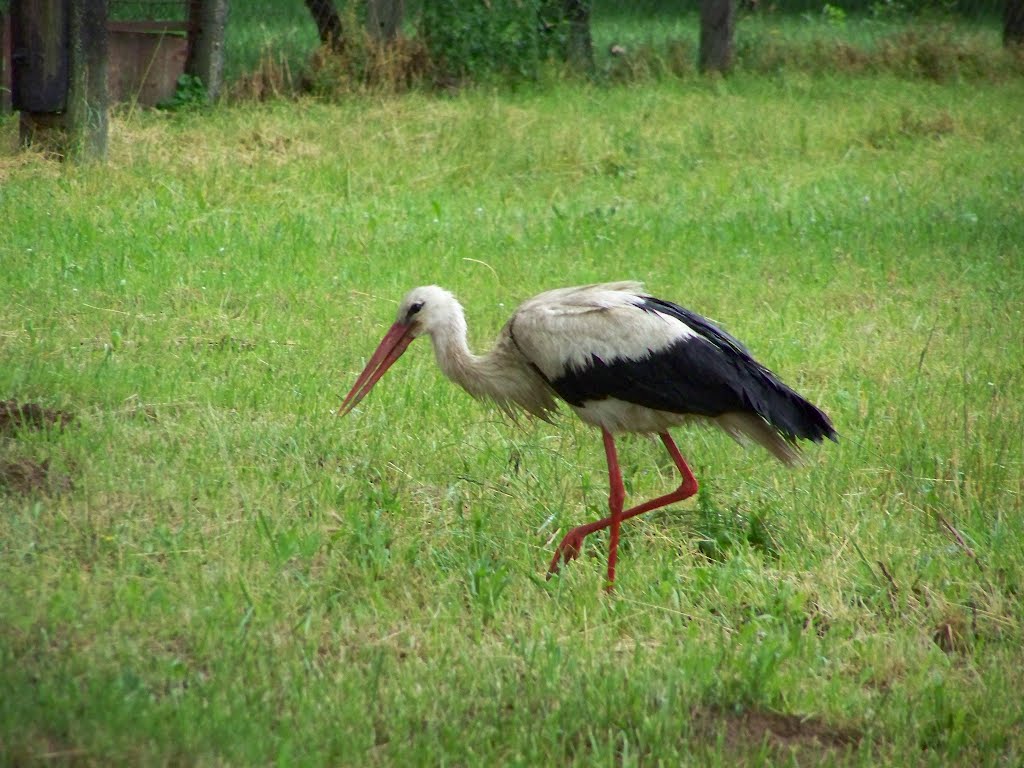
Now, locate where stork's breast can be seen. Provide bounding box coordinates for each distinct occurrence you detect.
[570,398,697,434]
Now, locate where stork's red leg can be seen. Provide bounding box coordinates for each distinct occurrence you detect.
[546,432,699,586]
[604,429,626,588]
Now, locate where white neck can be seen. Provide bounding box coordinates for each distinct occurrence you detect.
[427,309,494,398]
[418,296,554,421]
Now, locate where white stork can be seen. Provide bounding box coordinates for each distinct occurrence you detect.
[339,282,837,588]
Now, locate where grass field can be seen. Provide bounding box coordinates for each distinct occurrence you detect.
[2,38,1024,767]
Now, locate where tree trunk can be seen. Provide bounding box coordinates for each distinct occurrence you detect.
[563,0,594,74]
[366,0,403,43]
[304,0,344,52]
[699,0,735,74]
[185,0,228,101]
[1006,0,1024,47]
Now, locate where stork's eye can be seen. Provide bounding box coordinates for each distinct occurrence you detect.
[407,301,425,319]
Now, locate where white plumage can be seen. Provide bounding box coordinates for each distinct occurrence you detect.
[340,282,836,588]
[510,282,697,379]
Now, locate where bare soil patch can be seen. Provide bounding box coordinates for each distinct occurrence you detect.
[0,458,73,495]
[0,400,73,434]
[693,706,862,758]
[1,400,75,495]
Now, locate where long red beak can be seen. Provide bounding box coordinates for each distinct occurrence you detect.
[338,321,416,416]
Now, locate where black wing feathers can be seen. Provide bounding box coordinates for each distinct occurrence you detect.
[637,297,754,357]
[549,295,837,444]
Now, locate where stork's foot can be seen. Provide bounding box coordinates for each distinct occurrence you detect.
[546,525,592,578]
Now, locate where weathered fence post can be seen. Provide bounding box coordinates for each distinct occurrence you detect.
[1,11,12,114]
[366,0,403,43]
[699,0,736,74]
[1007,0,1024,47]
[564,0,594,75]
[11,0,108,160]
[185,0,228,102]
[67,0,108,158]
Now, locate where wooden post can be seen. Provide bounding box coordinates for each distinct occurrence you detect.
[563,0,594,75]
[185,0,229,102]
[366,0,403,43]
[699,0,736,75]
[11,0,107,160]
[66,0,108,159]
[11,0,69,116]
[1006,0,1024,47]
[1,11,12,114]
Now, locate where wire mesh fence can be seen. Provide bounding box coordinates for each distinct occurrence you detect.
[108,1,188,22]
[1,0,1019,99]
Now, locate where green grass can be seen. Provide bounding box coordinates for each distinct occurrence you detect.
[2,71,1023,764]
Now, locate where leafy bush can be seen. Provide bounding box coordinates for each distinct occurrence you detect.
[157,74,208,111]
[419,0,571,82]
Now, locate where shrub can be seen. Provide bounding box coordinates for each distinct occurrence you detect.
[419,0,571,83]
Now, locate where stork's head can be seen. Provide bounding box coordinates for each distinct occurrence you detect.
[393,285,460,338]
[338,285,461,416]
